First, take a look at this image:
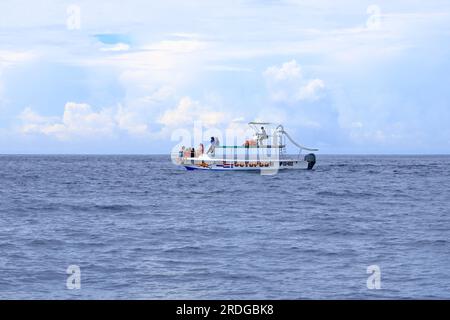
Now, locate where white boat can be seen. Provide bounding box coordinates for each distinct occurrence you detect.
[171,122,318,174]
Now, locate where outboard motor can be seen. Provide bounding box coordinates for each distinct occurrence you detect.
[304,153,316,170]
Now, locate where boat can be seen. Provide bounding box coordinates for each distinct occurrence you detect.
[171,122,318,174]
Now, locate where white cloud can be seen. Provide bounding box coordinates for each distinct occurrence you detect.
[19,94,236,143]
[100,43,130,52]
[0,50,35,68]
[19,102,149,140]
[231,117,245,123]
[89,39,207,72]
[264,60,302,81]
[20,107,57,124]
[169,32,202,39]
[204,65,252,72]
[84,38,210,121]
[0,78,4,108]
[0,50,35,108]
[297,78,325,101]
[264,60,325,103]
[159,96,226,128]
[115,104,148,135]
[137,86,174,104]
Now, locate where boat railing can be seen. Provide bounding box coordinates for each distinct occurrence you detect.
[214,145,286,149]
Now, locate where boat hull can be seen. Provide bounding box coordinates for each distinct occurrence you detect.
[182,160,309,171]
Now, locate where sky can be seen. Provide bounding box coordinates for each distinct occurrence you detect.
[0,0,449,154]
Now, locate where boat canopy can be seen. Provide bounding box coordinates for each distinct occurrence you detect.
[248,121,273,125]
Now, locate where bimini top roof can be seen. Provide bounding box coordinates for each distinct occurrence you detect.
[248,121,273,125]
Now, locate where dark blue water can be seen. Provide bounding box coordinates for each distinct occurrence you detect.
[0,155,449,299]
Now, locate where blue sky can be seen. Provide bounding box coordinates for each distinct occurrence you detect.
[0,0,449,154]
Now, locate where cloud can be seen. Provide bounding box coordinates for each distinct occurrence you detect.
[204,65,252,72]
[82,38,210,121]
[297,78,325,101]
[88,39,207,72]
[2,1,450,153]
[0,78,4,108]
[100,43,130,52]
[115,104,148,135]
[264,60,302,81]
[158,96,226,128]
[264,60,325,103]
[137,86,175,104]
[20,97,230,141]
[19,102,149,140]
[0,50,35,68]
[0,50,35,107]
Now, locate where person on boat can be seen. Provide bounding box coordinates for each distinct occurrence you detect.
[258,126,268,146]
[198,143,204,156]
[179,146,185,158]
[207,137,216,156]
[190,147,195,164]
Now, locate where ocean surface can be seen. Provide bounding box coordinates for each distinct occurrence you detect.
[0,155,449,299]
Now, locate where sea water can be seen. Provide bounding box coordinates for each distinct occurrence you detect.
[0,155,449,299]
